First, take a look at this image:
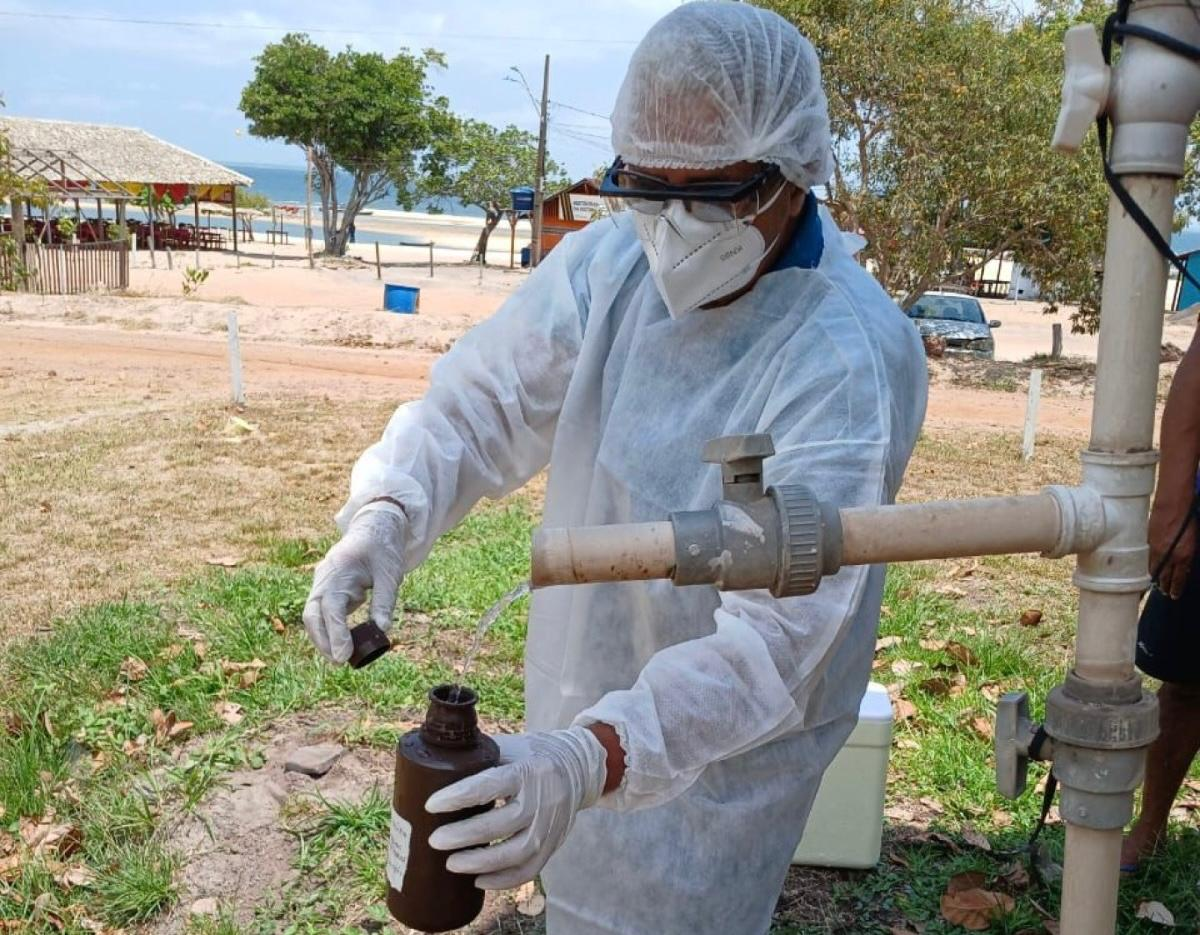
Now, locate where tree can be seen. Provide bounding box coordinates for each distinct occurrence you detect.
[235,188,272,241]
[418,118,569,263]
[761,0,1110,329]
[240,34,450,257]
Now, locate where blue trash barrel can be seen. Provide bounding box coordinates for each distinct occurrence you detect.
[511,187,535,213]
[520,246,531,268]
[383,283,420,313]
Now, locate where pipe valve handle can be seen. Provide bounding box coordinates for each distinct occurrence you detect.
[703,434,775,503]
[1052,24,1111,153]
[995,691,1040,799]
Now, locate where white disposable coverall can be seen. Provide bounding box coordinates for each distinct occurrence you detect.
[337,207,927,933]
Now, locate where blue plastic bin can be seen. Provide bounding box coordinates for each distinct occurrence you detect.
[520,246,531,268]
[383,283,420,313]
[511,187,535,213]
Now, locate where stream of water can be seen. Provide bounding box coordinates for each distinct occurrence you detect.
[450,580,531,702]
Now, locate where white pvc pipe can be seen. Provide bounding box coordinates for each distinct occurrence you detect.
[1062,825,1124,935]
[839,493,1061,565]
[1058,7,1200,933]
[531,522,676,588]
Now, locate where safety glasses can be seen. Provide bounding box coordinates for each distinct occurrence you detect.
[598,156,784,222]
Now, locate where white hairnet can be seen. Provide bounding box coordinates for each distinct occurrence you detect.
[610,1,834,190]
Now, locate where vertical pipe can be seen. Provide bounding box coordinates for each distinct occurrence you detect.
[1088,178,1174,456]
[1058,6,1200,931]
[1062,826,1124,934]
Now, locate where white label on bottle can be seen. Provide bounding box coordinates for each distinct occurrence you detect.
[386,808,412,891]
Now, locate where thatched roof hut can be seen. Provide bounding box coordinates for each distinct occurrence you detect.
[0,117,251,192]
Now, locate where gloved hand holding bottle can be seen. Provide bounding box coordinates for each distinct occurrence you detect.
[302,500,407,664]
[425,726,616,889]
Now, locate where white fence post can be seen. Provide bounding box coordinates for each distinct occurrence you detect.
[227,310,245,406]
[1022,368,1043,462]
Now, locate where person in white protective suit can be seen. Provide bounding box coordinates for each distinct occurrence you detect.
[303,3,927,932]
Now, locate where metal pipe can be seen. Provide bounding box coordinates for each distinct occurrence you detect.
[531,522,676,588]
[839,493,1062,565]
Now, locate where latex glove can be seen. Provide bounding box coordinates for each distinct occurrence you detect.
[425,726,607,890]
[302,501,407,664]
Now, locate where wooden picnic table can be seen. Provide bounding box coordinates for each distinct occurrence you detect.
[264,228,290,245]
[196,229,225,250]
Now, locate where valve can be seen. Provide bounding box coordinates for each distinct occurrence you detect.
[703,434,775,503]
[1052,24,1111,153]
[995,691,1053,799]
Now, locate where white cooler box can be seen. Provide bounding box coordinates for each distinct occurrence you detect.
[792,682,892,869]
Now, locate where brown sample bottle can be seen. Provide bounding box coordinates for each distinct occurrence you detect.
[387,684,501,933]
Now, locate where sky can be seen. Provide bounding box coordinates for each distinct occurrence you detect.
[0,0,684,180]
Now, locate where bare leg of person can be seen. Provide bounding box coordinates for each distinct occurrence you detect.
[1121,682,1200,869]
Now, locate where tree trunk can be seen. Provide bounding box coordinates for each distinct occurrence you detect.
[471,205,503,264]
[313,153,335,256]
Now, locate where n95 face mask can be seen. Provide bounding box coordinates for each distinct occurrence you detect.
[633,188,783,318]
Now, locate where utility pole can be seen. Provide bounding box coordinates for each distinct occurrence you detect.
[305,144,315,269]
[531,54,550,267]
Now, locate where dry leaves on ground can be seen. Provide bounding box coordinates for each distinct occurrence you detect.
[940,872,1014,931]
[220,658,267,688]
[19,815,81,859]
[999,861,1030,889]
[271,616,286,634]
[970,716,995,741]
[893,698,918,723]
[961,824,992,852]
[2,710,23,737]
[946,641,979,668]
[205,555,242,568]
[118,657,148,682]
[876,636,903,652]
[920,638,949,651]
[892,660,924,678]
[53,864,96,889]
[214,701,244,726]
[920,674,966,697]
[150,708,193,745]
[1135,901,1175,926]
[1019,609,1044,627]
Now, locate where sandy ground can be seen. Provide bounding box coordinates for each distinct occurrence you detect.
[978,297,1194,362]
[0,248,1186,633]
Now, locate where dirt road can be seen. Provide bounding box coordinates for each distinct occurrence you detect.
[0,323,433,431]
[2,321,1106,439]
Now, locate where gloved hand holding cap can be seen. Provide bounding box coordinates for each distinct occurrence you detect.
[302,500,407,664]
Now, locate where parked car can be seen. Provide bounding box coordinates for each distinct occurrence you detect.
[906,292,1001,359]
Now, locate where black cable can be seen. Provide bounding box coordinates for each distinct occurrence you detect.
[1150,491,1200,585]
[1096,9,1200,298]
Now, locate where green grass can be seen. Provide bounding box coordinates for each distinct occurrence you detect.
[0,498,534,932]
[769,563,1200,933]
[2,496,1198,933]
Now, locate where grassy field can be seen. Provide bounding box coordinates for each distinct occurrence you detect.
[2,411,1198,933]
